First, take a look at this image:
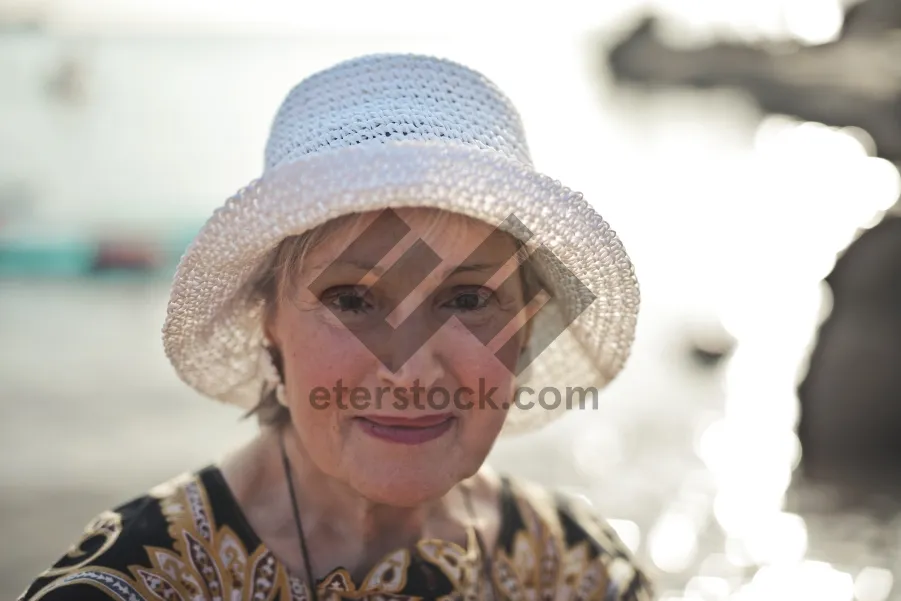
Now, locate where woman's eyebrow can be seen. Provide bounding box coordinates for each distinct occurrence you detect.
[310,258,387,277]
[315,259,506,280]
[442,262,504,277]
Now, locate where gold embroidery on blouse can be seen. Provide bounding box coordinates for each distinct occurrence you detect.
[28,567,147,601]
[490,482,612,601]
[417,527,484,600]
[38,511,124,579]
[23,472,647,601]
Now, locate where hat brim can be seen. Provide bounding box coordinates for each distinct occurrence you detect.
[162,140,639,436]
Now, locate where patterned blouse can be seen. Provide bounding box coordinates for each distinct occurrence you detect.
[18,466,654,600]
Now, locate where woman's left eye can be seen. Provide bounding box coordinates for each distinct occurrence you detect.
[445,287,493,311]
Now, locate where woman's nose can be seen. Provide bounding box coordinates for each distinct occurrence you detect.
[375,334,446,390]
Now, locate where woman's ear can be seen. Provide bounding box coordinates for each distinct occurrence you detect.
[262,297,282,349]
[261,327,286,383]
[263,324,278,349]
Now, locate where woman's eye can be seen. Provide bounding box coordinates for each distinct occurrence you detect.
[446,287,493,311]
[323,286,372,314]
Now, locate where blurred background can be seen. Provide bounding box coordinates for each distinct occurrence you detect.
[3,0,901,598]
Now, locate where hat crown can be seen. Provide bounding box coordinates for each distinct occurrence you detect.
[264,53,533,171]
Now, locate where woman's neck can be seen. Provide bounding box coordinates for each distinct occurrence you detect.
[219,426,489,582]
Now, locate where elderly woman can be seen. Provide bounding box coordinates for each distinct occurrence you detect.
[19,54,651,600]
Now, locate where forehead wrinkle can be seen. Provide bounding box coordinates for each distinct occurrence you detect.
[296,208,520,292]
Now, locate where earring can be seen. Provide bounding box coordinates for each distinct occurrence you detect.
[259,338,288,406]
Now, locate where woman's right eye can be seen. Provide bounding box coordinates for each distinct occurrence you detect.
[322,286,372,314]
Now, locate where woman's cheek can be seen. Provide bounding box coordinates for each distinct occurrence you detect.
[284,314,372,399]
[441,323,518,409]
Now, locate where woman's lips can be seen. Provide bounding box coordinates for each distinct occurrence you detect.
[355,414,455,445]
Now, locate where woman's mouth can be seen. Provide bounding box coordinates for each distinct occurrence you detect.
[354,414,455,445]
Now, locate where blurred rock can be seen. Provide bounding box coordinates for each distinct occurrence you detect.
[797,215,901,494]
[842,0,901,37]
[606,6,901,163]
[686,325,735,370]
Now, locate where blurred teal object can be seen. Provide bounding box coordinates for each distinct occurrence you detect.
[0,237,97,277]
[0,222,204,279]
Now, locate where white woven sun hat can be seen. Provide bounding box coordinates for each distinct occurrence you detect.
[162,53,639,435]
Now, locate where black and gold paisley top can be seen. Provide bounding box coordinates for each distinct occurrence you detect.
[18,466,654,601]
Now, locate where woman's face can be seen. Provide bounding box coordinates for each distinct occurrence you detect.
[267,208,535,506]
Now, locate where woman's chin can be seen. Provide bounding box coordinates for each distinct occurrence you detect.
[349,471,458,507]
